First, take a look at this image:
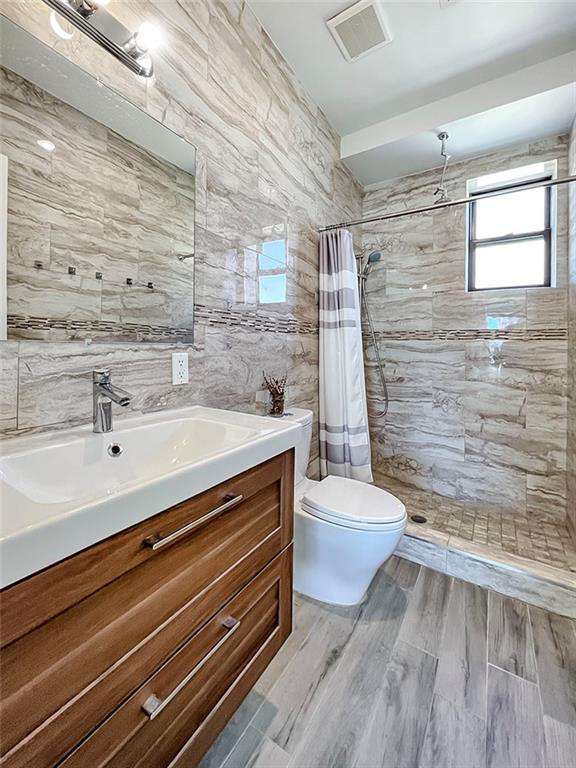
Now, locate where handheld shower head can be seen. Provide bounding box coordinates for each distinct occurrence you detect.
[362,251,381,276]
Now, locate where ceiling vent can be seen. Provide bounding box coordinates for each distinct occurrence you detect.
[327,1,393,62]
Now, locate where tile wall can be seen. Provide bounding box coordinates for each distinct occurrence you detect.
[568,119,576,542]
[361,136,570,522]
[0,0,362,478]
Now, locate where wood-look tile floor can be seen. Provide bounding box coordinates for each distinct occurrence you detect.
[199,558,576,768]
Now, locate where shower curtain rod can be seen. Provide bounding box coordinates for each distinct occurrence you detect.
[318,173,576,232]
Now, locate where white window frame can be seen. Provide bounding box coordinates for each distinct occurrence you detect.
[465,159,558,292]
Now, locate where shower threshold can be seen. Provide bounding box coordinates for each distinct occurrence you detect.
[376,479,576,619]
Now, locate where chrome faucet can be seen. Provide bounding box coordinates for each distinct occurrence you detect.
[92,369,133,433]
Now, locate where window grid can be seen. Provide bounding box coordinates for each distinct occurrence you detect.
[467,176,553,292]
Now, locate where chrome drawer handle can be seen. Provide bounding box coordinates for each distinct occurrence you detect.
[143,494,243,551]
[141,616,241,720]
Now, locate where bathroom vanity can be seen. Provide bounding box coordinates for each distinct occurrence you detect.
[0,408,299,767]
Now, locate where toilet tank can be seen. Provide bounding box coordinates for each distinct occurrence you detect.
[282,408,313,485]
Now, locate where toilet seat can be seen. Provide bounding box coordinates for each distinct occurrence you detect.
[300,476,406,531]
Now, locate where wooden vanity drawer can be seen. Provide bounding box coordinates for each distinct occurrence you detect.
[0,450,294,647]
[0,451,294,768]
[59,547,292,768]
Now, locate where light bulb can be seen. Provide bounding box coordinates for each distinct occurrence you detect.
[135,21,162,52]
[50,10,74,39]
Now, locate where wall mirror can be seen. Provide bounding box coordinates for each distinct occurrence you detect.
[0,15,196,343]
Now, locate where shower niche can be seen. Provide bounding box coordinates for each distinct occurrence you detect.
[0,15,197,343]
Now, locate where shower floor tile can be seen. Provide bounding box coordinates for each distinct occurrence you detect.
[374,478,576,574]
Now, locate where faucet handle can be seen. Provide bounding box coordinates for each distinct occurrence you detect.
[93,369,111,383]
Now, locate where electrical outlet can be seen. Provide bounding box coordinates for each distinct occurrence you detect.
[171,352,189,385]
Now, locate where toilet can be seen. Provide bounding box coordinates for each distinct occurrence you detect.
[283,408,407,605]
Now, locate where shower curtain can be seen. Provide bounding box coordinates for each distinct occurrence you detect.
[319,229,373,483]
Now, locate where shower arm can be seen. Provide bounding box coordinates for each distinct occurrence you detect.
[319,173,576,232]
[433,131,451,202]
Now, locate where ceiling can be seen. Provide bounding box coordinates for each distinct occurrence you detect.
[249,1,576,185]
[353,83,576,187]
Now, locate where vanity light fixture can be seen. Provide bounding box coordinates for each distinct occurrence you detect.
[41,0,160,77]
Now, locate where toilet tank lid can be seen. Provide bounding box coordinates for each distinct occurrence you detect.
[281,408,313,425]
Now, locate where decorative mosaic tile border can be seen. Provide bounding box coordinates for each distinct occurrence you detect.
[7,315,195,342]
[193,305,317,334]
[7,307,318,341]
[8,315,567,342]
[369,328,568,341]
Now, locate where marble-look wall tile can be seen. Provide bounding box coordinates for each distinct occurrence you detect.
[526,474,568,524]
[432,291,527,331]
[16,340,205,432]
[373,340,465,387]
[432,458,527,512]
[568,119,576,543]
[364,292,433,331]
[1,0,362,438]
[0,343,19,431]
[363,137,569,521]
[463,381,527,430]
[465,423,566,477]
[465,340,568,397]
[527,288,568,330]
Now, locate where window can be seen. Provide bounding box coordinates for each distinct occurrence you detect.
[257,239,287,304]
[466,161,556,291]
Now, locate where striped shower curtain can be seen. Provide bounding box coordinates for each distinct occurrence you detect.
[319,229,373,483]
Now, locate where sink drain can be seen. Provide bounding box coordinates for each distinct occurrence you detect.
[410,514,427,524]
[107,442,123,457]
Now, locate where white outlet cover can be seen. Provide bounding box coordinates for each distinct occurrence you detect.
[172,352,189,385]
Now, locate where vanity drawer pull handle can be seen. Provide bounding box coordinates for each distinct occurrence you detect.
[141,616,241,720]
[143,494,244,551]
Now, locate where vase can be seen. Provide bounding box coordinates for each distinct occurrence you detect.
[269,392,285,417]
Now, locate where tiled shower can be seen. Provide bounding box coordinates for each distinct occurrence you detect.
[360,133,576,577]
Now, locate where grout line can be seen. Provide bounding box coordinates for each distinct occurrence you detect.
[211,602,327,768]
[486,662,540,686]
[401,638,440,661]
[484,590,491,723]
[528,605,550,755]
[15,341,20,432]
[433,690,488,724]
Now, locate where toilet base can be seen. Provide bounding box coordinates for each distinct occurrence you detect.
[294,507,406,605]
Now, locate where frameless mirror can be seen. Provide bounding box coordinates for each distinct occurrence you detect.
[0,15,196,343]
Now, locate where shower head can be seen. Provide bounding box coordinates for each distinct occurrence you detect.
[362,251,381,276]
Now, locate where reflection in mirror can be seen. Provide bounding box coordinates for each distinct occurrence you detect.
[0,15,196,343]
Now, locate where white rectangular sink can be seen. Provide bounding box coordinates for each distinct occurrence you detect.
[0,406,301,588]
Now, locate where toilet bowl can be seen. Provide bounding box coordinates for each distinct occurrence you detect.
[282,408,407,605]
